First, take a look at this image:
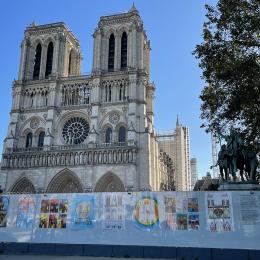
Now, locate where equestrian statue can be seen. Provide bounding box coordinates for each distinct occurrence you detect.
[211,128,259,182]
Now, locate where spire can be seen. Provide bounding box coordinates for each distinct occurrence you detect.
[30,20,37,27]
[129,3,138,13]
[176,114,180,127]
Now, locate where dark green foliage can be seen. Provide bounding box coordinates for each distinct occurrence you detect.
[194,0,260,149]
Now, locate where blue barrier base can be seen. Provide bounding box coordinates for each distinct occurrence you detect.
[0,242,259,259]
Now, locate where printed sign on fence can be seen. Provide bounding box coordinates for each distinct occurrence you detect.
[206,192,234,232]
[39,197,68,229]
[16,195,35,229]
[164,194,199,231]
[0,196,9,227]
[71,195,95,229]
[102,193,125,230]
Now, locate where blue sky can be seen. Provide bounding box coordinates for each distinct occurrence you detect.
[0,0,217,178]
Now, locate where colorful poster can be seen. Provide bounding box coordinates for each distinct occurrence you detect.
[134,193,159,228]
[177,213,188,230]
[206,192,234,232]
[0,196,9,227]
[188,214,200,230]
[188,198,199,212]
[39,197,68,229]
[164,196,176,229]
[164,197,176,213]
[103,193,125,230]
[71,195,95,229]
[16,196,35,228]
[164,194,199,231]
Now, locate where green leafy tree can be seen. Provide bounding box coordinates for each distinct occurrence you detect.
[194,0,260,149]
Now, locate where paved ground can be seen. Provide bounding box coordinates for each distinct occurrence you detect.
[0,256,168,260]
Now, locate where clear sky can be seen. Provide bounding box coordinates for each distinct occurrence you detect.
[0,0,217,178]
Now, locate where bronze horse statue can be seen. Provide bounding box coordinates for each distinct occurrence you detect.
[213,129,259,182]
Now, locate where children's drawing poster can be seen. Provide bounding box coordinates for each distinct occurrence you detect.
[134,192,159,229]
[71,195,95,229]
[102,193,125,230]
[39,197,68,229]
[206,192,234,232]
[0,195,9,227]
[16,195,36,229]
[164,194,199,231]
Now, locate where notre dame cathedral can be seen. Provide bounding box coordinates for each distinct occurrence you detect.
[0,5,179,193]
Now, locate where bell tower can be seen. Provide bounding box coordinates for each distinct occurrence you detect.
[18,22,82,81]
[92,4,151,74]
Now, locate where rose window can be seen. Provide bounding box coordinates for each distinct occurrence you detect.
[62,117,89,145]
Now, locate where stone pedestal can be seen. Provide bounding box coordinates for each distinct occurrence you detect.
[218,181,260,191]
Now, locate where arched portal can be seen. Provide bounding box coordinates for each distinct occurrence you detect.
[46,169,83,193]
[94,173,125,192]
[11,177,36,193]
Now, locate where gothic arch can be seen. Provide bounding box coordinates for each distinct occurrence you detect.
[46,169,84,193]
[10,177,36,194]
[115,123,127,143]
[56,110,90,129]
[33,43,42,79]
[108,33,115,71]
[98,110,124,130]
[31,38,44,48]
[19,116,46,136]
[94,172,125,192]
[68,48,77,75]
[105,28,116,39]
[120,32,128,69]
[45,41,54,78]
[34,127,46,136]
[43,37,55,46]
[117,26,129,36]
[101,123,113,143]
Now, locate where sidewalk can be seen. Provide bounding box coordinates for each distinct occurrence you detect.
[0,256,168,260]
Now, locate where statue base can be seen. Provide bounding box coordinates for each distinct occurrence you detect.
[218,180,260,191]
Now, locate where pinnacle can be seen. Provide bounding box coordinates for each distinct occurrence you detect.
[129,3,138,12]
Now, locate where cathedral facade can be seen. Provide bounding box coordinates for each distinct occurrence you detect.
[0,6,173,193]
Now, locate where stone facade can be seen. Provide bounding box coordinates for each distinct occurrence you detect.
[0,5,173,193]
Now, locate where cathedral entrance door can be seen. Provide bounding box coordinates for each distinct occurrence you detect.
[94,173,125,192]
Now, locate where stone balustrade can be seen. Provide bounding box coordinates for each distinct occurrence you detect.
[1,144,137,169]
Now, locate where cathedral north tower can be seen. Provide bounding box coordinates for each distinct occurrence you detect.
[19,22,82,81]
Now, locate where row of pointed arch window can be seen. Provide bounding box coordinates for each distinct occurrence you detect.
[25,131,45,149]
[108,32,127,71]
[103,83,127,103]
[25,127,126,149]
[33,42,53,80]
[33,43,75,79]
[105,126,126,143]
